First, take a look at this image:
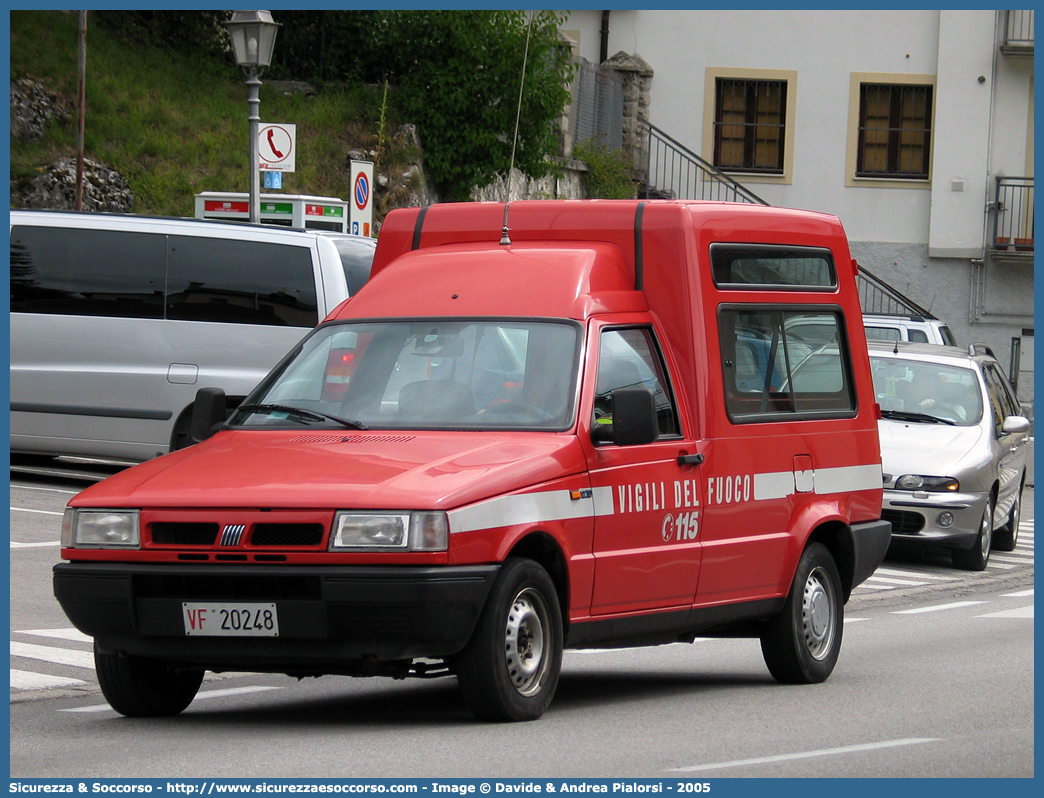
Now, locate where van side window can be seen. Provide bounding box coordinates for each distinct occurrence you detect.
[710,244,836,289]
[167,236,318,326]
[595,328,680,438]
[719,306,856,421]
[11,226,165,318]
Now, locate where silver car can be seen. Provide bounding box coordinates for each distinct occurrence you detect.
[869,342,1030,570]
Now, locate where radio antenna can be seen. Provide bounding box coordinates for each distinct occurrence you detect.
[501,11,535,246]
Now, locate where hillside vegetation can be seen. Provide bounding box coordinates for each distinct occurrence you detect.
[9,11,410,218]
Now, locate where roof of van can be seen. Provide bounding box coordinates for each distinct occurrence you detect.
[9,208,348,239]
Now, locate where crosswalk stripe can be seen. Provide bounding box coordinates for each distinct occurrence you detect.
[10,669,88,691]
[873,567,954,581]
[893,600,986,614]
[976,606,1034,620]
[10,642,94,670]
[19,629,92,643]
[864,576,929,586]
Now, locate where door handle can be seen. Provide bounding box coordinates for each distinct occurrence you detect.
[677,453,705,466]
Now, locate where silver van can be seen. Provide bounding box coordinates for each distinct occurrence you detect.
[862,313,957,346]
[10,210,375,462]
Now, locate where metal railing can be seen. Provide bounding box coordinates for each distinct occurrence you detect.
[638,118,768,205]
[634,117,931,317]
[1004,10,1034,48]
[992,176,1034,253]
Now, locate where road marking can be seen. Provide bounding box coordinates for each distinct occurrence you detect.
[1002,588,1033,598]
[863,575,931,586]
[989,554,1033,564]
[843,617,869,623]
[985,561,1015,570]
[9,507,64,516]
[20,628,92,643]
[10,541,61,549]
[873,567,954,581]
[669,737,939,772]
[9,485,79,495]
[59,685,282,713]
[976,606,1033,619]
[10,669,88,691]
[10,642,94,670]
[892,601,986,615]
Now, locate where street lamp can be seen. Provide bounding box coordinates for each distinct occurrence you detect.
[223,10,280,223]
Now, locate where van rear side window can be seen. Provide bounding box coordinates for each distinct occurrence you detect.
[10,226,319,327]
[11,226,166,318]
[720,306,856,421]
[710,243,836,289]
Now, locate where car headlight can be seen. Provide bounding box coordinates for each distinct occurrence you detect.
[62,508,141,548]
[330,511,449,551]
[894,475,959,492]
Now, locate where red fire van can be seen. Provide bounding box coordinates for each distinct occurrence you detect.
[54,200,891,722]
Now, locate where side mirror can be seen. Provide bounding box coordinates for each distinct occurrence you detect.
[592,387,659,447]
[188,387,227,445]
[1002,415,1031,434]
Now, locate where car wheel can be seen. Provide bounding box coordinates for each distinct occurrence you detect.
[992,484,1023,552]
[760,542,843,684]
[95,643,204,717]
[952,497,993,571]
[455,558,563,722]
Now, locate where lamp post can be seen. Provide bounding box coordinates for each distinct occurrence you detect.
[223,10,280,223]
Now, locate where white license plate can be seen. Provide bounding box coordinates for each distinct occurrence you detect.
[183,602,279,637]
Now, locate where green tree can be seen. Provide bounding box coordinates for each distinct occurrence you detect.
[273,10,575,201]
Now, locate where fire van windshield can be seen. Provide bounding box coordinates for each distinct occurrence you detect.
[232,319,581,431]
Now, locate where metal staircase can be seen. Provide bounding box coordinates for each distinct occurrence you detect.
[636,117,932,319]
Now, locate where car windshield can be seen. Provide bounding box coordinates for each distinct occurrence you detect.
[232,319,580,431]
[870,356,983,426]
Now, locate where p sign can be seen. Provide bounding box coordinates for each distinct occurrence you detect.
[350,160,374,237]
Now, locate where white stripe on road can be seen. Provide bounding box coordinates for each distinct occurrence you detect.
[10,507,64,516]
[11,541,61,549]
[20,629,92,643]
[892,601,986,615]
[1002,588,1033,598]
[976,606,1033,619]
[59,685,282,713]
[10,669,87,691]
[10,642,94,670]
[873,567,954,581]
[669,737,939,772]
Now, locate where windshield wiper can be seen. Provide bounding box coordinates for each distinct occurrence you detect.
[237,403,368,430]
[880,409,956,426]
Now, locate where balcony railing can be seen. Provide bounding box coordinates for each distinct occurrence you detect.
[1001,10,1034,56]
[992,176,1034,254]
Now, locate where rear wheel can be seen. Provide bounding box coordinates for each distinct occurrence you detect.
[760,543,843,684]
[992,485,1022,552]
[95,644,204,717]
[455,558,563,722]
[952,497,993,571]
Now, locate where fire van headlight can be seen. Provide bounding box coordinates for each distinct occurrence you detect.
[330,511,449,551]
[895,475,960,492]
[62,509,140,548]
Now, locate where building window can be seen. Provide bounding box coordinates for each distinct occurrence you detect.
[713,78,786,174]
[856,83,933,179]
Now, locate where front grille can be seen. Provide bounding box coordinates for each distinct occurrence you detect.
[251,523,324,546]
[151,522,219,545]
[883,509,925,534]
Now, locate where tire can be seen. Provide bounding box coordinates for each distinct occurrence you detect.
[760,542,843,685]
[455,558,563,722]
[95,644,204,717]
[952,497,993,571]
[992,485,1023,552]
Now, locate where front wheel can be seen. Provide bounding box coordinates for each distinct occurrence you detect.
[992,485,1022,552]
[455,558,563,722]
[760,542,843,684]
[95,644,204,717]
[952,497,993,571]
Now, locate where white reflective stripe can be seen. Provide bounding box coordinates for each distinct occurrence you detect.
[814,463,882,495]
[754,463,880,502]
[448,486,613,534]
[754,471,795,501]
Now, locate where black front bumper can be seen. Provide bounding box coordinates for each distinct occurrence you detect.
[53,561,499,673]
